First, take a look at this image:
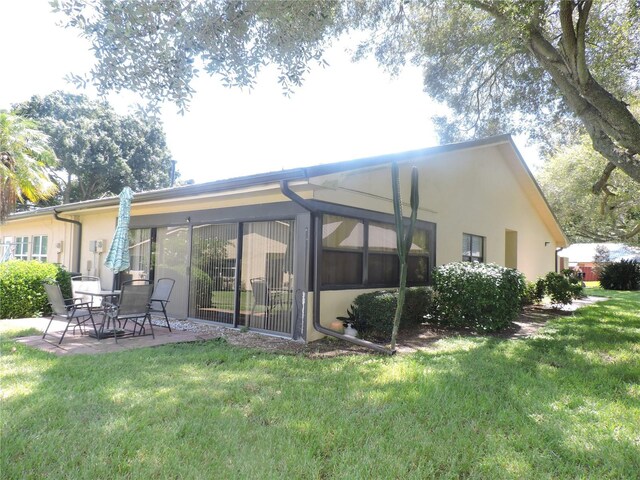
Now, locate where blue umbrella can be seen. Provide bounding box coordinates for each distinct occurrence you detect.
[104,187,134,273]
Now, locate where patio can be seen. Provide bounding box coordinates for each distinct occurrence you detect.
[5,317,223,355]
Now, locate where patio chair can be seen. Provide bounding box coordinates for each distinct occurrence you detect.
[149,278,175,331]
[42,283,97,344]
[102,280,154,342]
[249,277,285,316]
[71,275,112,311]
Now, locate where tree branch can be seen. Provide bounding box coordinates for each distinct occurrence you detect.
[559,0,578,70]
[620,223,640,240]
[575,0,592,85]
[587,126,640,189]
[592,161,616,195]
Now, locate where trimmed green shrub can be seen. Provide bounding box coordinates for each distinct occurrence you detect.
[535,277,546,302]
[522,280,544,306]
[431,262,526,332]
[347,287,434,341]
[352,291,396,340]
[542,270,583,306]
[403,287,434,325]
[0,261,72,318]
[560,268,585,298]
[599,260,640,290]
[543,272,574,306]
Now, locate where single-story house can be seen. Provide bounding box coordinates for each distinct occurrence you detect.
[0,134,567,343]
[560,242,640,281]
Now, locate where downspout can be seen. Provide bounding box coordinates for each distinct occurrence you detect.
[280,180,394,355]
[555,247,565,273]
[53,209,82,273]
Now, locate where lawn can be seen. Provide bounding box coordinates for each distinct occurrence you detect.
[1,289,639,479]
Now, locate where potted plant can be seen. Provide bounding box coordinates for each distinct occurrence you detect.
[336,305,359,337]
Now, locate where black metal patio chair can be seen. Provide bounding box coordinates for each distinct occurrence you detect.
[42,283,97,344]
[149,278,175,331]
[102,280,154,342]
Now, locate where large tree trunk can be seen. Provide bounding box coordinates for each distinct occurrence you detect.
[469,0,640,187]
[523,13,640,186]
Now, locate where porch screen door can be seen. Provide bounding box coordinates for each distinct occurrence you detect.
[240,220,295,335]
[189,223,238,324]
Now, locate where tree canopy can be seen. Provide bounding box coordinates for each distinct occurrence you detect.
[538,135,640,245]
[13,92,175,203]
[53,0,639,190]
[0,113,57,222]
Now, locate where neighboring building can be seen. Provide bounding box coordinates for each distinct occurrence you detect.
[0,135,567,341]
[560,243,640,281]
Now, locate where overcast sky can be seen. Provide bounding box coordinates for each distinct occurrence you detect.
[1,0,539,184]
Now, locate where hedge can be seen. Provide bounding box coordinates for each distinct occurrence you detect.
[599,260,640,290]
[348,287,434,341]
[0,261,72,318]
[431,262,526,332]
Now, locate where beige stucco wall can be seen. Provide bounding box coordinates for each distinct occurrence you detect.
[305,144,563,339]
[310,144,560,280]
[307,288,384,342]
[0,215,74,268]
[75,209,119,289]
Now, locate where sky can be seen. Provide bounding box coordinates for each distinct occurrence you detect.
[0,0,539,184]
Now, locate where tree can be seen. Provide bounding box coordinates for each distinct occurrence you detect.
[538,135,640,245]
[0,112,57,223]
[53,0,639,189]
[13,92,175,203]
[592,244,610,279]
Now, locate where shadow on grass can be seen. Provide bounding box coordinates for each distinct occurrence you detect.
[1,292,639,478]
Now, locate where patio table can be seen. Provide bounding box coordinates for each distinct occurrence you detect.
[75,290,121,339]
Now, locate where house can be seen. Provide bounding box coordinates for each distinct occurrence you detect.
[0,134,567,342]
[560,242,640,281]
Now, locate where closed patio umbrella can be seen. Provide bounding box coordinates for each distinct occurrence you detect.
[104,187,134,275]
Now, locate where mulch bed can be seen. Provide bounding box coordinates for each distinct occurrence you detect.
[175,296,605,358]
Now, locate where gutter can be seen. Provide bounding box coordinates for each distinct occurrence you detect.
[280,180,394,355]
[53,209,82,273]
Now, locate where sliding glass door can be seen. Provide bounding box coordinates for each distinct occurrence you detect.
[155,227,189,318]
[189,223,238,324]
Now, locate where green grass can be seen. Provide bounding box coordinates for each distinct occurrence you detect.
[2,289,639,479]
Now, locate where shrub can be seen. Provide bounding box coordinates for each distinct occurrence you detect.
[561,268,585,299]
[403,287,434,325]
[599,260,640,290]
[347,287,434,341]
[522,280,545,306]
[0,261,72,318]
[431,262,526,332]
[543,272,575,306]
[352,291,396,340]
[535,278,546,302]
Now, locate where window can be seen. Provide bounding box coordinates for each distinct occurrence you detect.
[408,228,430,284]
[14,236,29,260]
[322,215,364,285]
[31,235,48,262]
[322,215,431,288]
[368,222,399,285]
[463,233,484,263]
